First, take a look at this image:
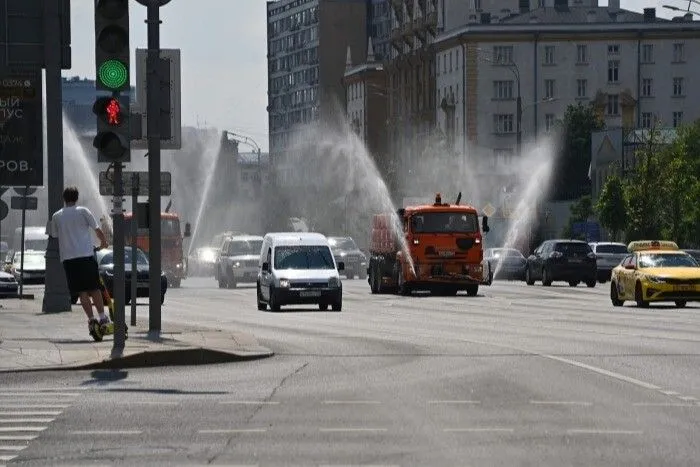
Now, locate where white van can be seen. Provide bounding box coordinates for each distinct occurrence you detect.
[256,232,344,312]
[13,227,49,252]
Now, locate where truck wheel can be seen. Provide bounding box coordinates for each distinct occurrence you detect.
[465,284,478,297]
[369,262,379,294]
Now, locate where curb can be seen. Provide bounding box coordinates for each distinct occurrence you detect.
[0,347,275,373]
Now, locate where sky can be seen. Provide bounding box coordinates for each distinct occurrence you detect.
[65,1,689,154]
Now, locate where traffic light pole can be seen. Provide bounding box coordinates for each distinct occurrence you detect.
[111,163,126,352]
[146,1,165,333]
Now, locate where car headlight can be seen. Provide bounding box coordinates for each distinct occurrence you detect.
[233,261,240,268]
[328,277,340,288]
[645,275,666,283]
[176,263,182,269]
[279,278,290,288]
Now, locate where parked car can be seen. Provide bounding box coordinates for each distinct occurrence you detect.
[11,250,46,284]
[0,270,19,297]
[327,236,367,279]
[483,247,527,281]
[525,239,597,287]
[589,242,628,283]
[95,247,168,305]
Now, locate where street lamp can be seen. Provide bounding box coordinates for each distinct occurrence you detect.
[663,4,700,14]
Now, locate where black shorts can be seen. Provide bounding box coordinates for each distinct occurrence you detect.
[63,256,100,295]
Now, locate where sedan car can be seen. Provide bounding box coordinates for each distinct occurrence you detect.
[0,270,19,297]
[11,250,46,284]
[96,247,168,305]
[484,247,527,281]
[327,236,367,279]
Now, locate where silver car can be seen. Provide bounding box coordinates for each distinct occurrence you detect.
[589,242,628,283]
[216,236,264,288]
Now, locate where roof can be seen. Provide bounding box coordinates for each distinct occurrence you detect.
[405,204,478,213]
[500,6,660,25]
[264,232,328,246]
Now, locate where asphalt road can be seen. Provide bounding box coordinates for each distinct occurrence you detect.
[2,277,699,466]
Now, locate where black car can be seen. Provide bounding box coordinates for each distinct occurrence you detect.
[484,247,527,281]
[96,247,168,304]
[327,236,367,279]
[525,239,597,287]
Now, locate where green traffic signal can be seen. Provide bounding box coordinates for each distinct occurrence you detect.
[98,59,128,90]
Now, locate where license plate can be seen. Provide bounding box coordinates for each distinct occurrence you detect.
[299,290,321,297]
[674,285,692,291]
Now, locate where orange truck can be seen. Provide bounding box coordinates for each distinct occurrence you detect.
[366,193,490,296]
[123,212,191,288]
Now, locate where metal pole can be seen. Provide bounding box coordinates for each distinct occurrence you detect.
[146,2,162,333]
[19,191,26,299]
[516,81,522,159]
[112,164,126,351]
[131,174,138,326]
[42,0,71,313]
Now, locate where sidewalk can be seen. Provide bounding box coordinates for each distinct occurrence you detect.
[0,296,274,373]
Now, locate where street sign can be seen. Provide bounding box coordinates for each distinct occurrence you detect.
[99,171,172,196]
[482,203,496,218]
[0,199,8,220]
[0,70,43,186]
[0,0,71,69]
[11,196,37,210]
[13,187,37,196]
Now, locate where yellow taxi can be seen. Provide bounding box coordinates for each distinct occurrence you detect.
[610,240,700,308]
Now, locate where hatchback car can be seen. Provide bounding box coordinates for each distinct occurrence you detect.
[525,239,597,287]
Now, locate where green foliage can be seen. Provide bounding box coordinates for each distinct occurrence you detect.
[595,173,627,241]
[561,195,593,239]
[553,103,606,201]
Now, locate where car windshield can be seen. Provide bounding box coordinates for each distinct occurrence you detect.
[100,248,149,266]
[274,245,335,270]
[555,242,592,255]
[328,238,357,250]
[411,212,479,233]
[15,253,44,266]
[596,244,628,254]
[226,240,263,256]
[639,253,699,268]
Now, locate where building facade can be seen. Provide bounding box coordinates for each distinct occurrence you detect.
[369,0,392,61]
[266,0,367,187]
[433,5,700,203]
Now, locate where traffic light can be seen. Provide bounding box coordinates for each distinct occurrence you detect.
[93,95,130,162]
[94,0,130,162]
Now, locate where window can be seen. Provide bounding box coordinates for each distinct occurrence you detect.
[607,94,619,115]
[576,79,587,98]
[545,114,555,132]
[411,212,479,234]
[672,43,685,62]
[493,114,514,133]
[493,80,514,99]
[608,44,620,55]
[673,77,684,96]
[544,79,555,98]
[576,45,587,64]
[673,111,683,127]
[641,44,653,63]
[274,245,335,270]
[642,78,653,97]
[544,46,555,65]
[641,112,653,128]
[607,60,619,83]
[492,46,513,65]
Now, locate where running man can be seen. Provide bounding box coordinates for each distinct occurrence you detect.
[49,186,111,330]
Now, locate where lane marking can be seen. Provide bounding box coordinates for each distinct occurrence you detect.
[0,405,69,409]
[679,396,698,402]
[0,412,62,417]
[444,428,514,433]
[218,401,280,405]
[567,429,643,435]
[112,401,180,406]
[0,436,37,441]
[0,393,80,398]
[0,388,87,392]
[319,428,388,433]
[322,401,381,405]
[539,354,661,391]
[661,390,680,396]
[0,419,55,423]
[633,403,696,407]
[0,446,28,451]
[427,400,481,405]
[319,465,400,467]
[69,430,142,435]
[529,401,592,406]
[0,427,46,433]
[198,429,267,434]
[0,455,18,462]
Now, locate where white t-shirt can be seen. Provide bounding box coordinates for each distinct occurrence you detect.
[49,205,99,262]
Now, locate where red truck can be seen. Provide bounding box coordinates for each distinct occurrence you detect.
[367,193,489,296]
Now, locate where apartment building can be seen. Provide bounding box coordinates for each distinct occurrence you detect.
[433,3,700,204]
[266,0,366,187]
[369,0,392,61]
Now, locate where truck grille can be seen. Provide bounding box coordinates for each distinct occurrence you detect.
[291,281,327,288]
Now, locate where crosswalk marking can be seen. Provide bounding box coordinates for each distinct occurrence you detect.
[0,419,55,423]
[0,427,47,433]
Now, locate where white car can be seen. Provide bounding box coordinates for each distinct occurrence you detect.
[0,270,19,297]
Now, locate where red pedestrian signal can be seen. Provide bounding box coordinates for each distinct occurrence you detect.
[105,98,121,125]
[93,94,130,162]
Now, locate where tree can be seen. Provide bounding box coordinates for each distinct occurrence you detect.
[595,172,627,241]
[553,103,606,201]
[561,195,594,239]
